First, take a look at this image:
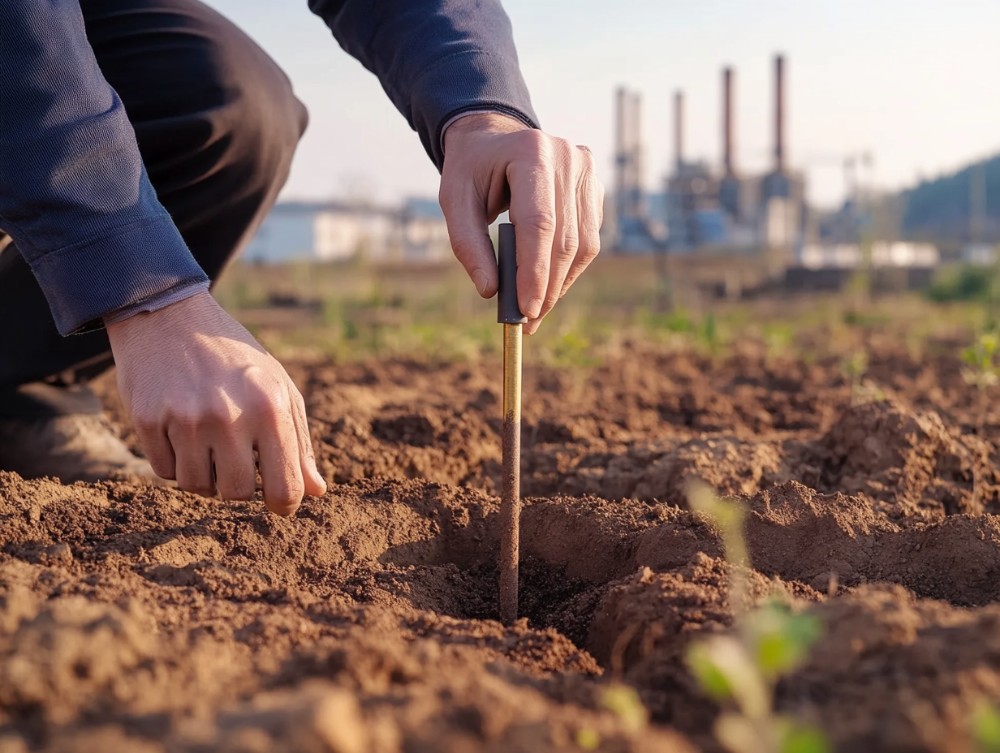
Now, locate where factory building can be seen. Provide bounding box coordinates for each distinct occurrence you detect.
[613,54,809,259]
[612,88,666,253]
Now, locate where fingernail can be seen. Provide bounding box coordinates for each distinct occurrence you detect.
[473,270,489,296]
[311,462,327,493]
[524,297,543,319]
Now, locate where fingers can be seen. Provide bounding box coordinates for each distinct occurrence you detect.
[212,441,257,501]
[288,383,327,498]
[255,426,305,516]
[143,376,322,514]
[440,181,498,298]
[169,431,215,497]
[560,149,603,297]
[507,139,602,332]
[438,120,603,329]
[535,148,582,325]
[134,419,176,481]
[508,133,557,320]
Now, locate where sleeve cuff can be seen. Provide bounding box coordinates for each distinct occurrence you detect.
[101,279,210,326]
[409,50,539,171]
[28,215,210,336]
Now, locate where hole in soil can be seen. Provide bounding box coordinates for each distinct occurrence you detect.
[367,493,671,665]
[438,556,598,628]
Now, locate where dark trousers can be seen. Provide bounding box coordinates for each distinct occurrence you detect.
[0,0,307,417]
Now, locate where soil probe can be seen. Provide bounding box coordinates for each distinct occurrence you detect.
[497,222,527,625]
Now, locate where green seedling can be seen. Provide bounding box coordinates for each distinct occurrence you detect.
[600,684,648,734]
[571,683,649,750]
[972,702,1000,753]
[840,351,869,407]
[686,484,828,753]
[689,483,750,611]
[574,727,601,750]
[962,332,1000,390]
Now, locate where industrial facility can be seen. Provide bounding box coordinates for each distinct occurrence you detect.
[613,53,808,258]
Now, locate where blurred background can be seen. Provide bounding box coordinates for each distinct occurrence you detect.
[200,0,1000,363]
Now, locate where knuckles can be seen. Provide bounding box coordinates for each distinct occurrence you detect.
[560,232,581,259]
[244,378,291,428]
[448,234,478,265]
[521,210,557,236]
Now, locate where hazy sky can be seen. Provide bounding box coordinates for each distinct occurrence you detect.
[202,0,999,209]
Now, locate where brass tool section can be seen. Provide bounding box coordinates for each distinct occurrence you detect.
[496,222,527,625]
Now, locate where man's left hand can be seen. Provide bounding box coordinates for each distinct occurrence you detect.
[440,113,604,335]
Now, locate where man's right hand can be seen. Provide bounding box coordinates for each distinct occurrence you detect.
[105,291,326,515]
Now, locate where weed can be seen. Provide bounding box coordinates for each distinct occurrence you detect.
[962,332,1000,390]
[600,684,648,734]
[686,484,828,753]
[549,330,600,369]
[570,684,649,750]
[574,727,601,750]
[972,703,1000,753]
[840,351,869,407]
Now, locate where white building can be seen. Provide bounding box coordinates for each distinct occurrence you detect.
[245,199,451,264]
[799,241,939,269]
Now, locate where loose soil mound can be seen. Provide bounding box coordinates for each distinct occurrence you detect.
[5,344,1000,752]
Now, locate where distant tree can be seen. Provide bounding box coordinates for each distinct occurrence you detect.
[900,154,1000,243]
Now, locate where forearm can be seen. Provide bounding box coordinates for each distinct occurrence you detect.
[0,0,208,335]
[307,0,539,169]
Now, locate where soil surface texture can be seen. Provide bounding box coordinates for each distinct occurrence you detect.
[4,342,1000,752]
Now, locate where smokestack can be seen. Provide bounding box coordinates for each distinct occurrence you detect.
[631,91,643,202]
[773,54,785,171]
[722,66,735,176]
[674,89,684,172]
[614,87,628,224]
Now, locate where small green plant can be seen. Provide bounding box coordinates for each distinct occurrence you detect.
[962,332,1000,389]
[600,684,648,734]
[701,312,720,354]
[549,329,599,368]
[642,308,695,334]
[574,727,601,750]
[687,485,828,753]
[971,702,1000,753]
[840,350,869,407]
[761,323,794,361]
[573,683,649,750]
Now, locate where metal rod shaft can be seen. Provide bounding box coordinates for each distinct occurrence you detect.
[499,321,523,625]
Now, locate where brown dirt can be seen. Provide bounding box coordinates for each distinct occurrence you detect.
[5,343,1000,752]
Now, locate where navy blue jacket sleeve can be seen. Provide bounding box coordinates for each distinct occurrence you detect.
[307,0,539,170]
[0,1,209,336]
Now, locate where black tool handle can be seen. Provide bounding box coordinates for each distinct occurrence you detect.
[497,222,528,324]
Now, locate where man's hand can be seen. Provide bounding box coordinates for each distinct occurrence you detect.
[440,113,604,335]
[105,291,326,515]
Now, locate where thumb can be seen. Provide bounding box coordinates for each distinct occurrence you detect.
[440,187,499,298]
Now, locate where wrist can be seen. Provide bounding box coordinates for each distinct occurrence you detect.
[105,288,215,341]
[443,111,531,153]
[103,283,211,332]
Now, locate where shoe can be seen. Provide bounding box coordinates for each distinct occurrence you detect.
[0,412,163,484]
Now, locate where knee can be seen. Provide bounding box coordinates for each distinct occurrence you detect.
[219,67,309,188]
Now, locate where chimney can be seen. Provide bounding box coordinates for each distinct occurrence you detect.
[630,91,643,207]
[773,54,785,171]
[614,86,629,223]
[674,89,684,172]
[722,66,735,176]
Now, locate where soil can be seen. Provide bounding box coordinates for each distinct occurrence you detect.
[4,341,1000,752]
